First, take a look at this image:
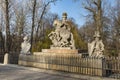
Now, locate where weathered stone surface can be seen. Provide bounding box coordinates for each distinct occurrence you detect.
[33,47,79,56]
[42,49,78,54]
[4,53,9,64]
[48,12,75,49]
[20,36,31,55]
[88,31,104,58]
[50,47,71,49]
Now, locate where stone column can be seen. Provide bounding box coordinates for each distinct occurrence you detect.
[4,53,9,64]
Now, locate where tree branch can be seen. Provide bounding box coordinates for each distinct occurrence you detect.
[84,6,96,14]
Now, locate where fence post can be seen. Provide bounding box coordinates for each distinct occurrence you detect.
[102,57,106,77]
[4,53,9,64]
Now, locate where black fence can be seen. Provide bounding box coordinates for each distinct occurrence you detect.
[0,52,19,64]
[0,54,4,63]
[103,57,120,79]
[9,53,19,64]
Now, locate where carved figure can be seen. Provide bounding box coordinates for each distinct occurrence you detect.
[88,31,104,58]
[48,12,75,49]
[21,36,31,54]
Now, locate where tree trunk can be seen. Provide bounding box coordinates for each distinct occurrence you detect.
[30,0,37,53]
[84,0,102,34]
[35,5,46,42]
[5,0,10,53]
[35,0,57,41]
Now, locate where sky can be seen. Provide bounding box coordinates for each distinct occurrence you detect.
[50,0,115,27]
[50,0,86,27]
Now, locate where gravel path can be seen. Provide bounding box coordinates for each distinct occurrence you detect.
[0,64,118,80]
[0,64,86,80]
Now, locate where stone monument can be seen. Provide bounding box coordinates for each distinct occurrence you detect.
[88,31,104,58]
[48,12,75,49]
[19,13,105,76]
[20,36,31,55]
[33,12,78,55]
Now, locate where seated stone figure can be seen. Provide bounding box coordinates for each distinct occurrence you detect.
[48,12,75,49]
[88,31,104,58]
[21,36,31,55]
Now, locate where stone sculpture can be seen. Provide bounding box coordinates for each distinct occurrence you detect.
[88,31,104,58]
[48,13,75,49]
[21,36,31,54]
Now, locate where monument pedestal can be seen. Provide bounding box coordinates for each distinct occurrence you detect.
[33,47,78,56]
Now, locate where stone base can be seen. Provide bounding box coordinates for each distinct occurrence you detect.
[33,52,82,57]
[33,48,78,55]
[33,47,78,55]
[43,49,78,54]
[50,47,71,49]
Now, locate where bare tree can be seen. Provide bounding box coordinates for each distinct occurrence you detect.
[79,21,96,42]
[35,0,57,41]
[30,0,37,52]
[110,0,120,55]
[83,0,103,34]
[4,0,10,53]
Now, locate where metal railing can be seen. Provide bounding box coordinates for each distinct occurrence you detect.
[103,57,120,79]
[0,54,4,63]
[0,52,19,64]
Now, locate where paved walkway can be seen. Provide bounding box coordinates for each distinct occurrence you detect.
[0,64,118,80]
